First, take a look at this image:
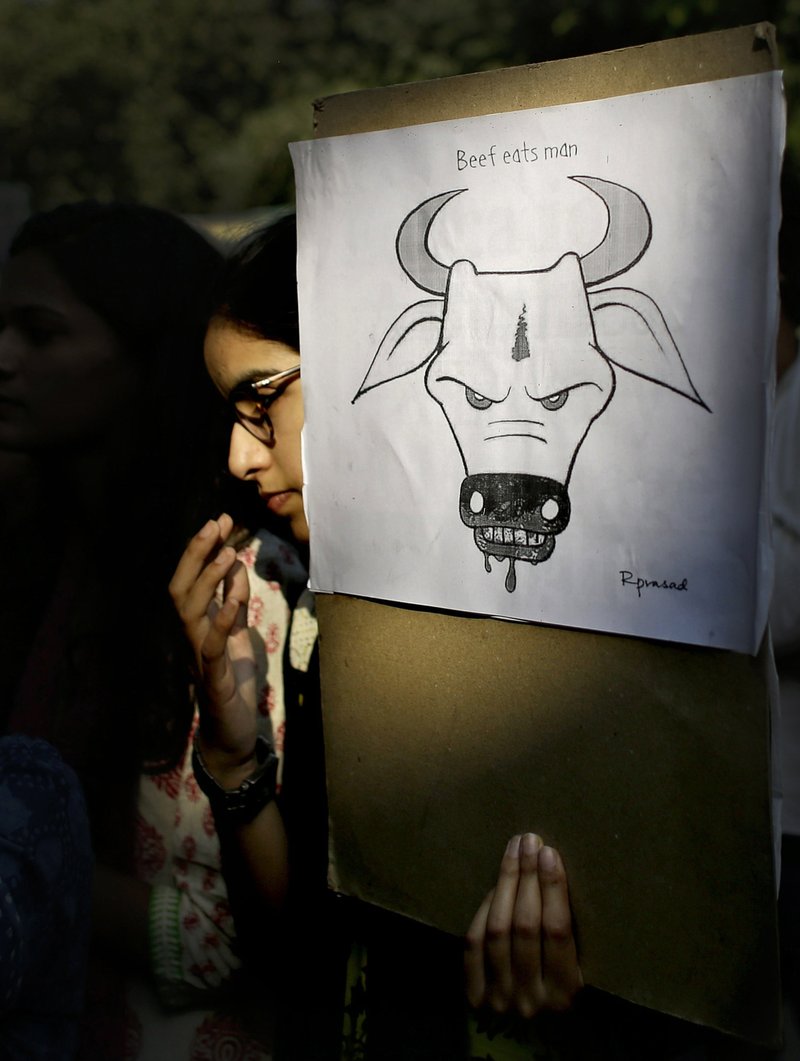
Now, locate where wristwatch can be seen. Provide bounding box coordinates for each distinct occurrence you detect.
[192,733,279,825]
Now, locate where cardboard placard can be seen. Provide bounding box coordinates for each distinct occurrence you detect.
[311,24,781,1045]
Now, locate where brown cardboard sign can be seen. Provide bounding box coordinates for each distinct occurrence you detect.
[311,25,781,1045]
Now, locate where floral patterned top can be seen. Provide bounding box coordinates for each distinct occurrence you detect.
[82,529,307,1061]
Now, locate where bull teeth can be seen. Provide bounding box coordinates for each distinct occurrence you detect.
[482,526,547,546]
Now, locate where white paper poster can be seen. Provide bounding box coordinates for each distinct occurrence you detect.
[290,71,784,652]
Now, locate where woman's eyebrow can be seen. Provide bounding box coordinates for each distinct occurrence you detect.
[2,304,70,325]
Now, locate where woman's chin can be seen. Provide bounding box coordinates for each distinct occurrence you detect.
[289,511,310,544]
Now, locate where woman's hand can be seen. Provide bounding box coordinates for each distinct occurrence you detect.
[168,513,259,787]
[171,515,289,909]
[464,833,583,1019]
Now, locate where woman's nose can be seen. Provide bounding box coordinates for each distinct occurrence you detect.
[0,327,24,379]
[228,422,272,481]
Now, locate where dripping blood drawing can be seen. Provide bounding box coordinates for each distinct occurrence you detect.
[353,176,708,593]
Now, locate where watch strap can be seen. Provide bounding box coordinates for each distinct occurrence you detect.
[192,733,278,825]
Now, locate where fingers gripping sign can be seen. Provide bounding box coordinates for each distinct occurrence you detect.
[464,834,583,1020]
[169,514,260,781]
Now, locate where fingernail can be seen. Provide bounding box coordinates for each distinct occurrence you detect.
[505,835,521,858]
[521,833,541,857]
[213,547,231,565]
[198,520,214,539]
[539,846,557,872]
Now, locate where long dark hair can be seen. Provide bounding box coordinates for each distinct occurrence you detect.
[11,200,220,358]
[7,202,229,827]
[214,213,299,349]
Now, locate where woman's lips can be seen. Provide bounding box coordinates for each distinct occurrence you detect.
[0,395,25,423]
[262,490,292,513]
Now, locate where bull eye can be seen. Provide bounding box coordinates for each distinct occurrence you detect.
[540,391,569,411]
[465,386,493,410]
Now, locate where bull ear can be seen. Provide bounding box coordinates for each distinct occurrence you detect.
[353,300,443,401]
[589,288,709,409]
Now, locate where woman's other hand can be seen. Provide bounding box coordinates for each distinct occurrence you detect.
[168,513,258,786]
[464,833,583,1019]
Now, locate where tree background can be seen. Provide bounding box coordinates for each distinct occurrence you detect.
[0,0,798,215]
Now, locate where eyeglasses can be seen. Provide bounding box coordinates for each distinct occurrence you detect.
[228,365,301,446]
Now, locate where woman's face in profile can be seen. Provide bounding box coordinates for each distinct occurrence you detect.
[204,317,309,543]
[0,248,136,452]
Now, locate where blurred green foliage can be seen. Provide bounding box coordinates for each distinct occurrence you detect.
[0,0,797,212]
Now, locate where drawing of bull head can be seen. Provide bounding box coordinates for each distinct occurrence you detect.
[353,177,707,592]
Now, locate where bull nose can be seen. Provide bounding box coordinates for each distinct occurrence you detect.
[459,472,571,535]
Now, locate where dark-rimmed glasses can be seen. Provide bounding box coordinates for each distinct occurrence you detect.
[228,365,301,445]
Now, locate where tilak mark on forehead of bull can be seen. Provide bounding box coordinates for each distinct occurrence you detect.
[353,176,709,594]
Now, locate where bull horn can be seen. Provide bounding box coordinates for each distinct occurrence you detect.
[396,189,466,295]
[572,176,652,286]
